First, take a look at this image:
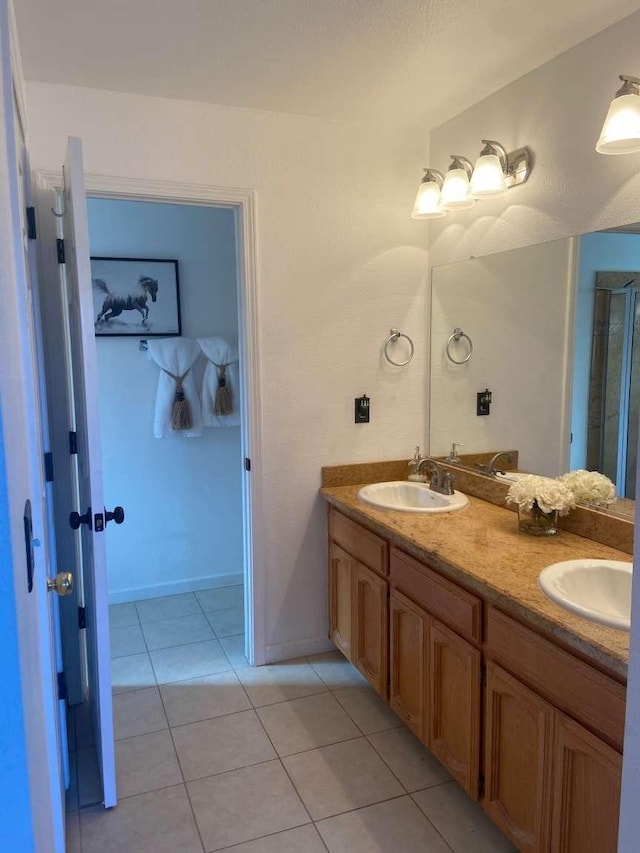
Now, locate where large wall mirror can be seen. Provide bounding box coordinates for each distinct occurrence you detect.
[429,224,640,518]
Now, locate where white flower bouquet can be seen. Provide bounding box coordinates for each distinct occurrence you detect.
[505,474,577,516]
[559,470,616,507]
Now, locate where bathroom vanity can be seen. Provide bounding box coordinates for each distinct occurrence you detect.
[321,467,629,853]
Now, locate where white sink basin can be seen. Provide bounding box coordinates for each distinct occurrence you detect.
[357,481,469,514]
[539,559,633,631]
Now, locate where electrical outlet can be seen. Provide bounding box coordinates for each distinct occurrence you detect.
[355,394,370,423]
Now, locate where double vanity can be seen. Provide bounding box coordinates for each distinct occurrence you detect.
[321,458,631,853]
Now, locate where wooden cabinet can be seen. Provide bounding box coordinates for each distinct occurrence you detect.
[328,542,354,658]
[551,712,622,853]
[389,589,428,740]
[484,663,553,853]
[353,561,388,697]
[429,619,480,798]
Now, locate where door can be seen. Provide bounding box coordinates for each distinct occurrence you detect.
[353,561,388,698]
[329,542,354,659]
[389,589,428,741]
[61,137,116,807]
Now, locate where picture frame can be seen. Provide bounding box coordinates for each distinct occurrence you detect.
[91,257,181,337]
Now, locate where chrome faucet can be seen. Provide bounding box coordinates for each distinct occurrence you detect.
[417,457,456,495]
[479,451,517,477]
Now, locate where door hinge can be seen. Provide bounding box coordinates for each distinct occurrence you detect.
[478,772,485,799]
[57,671,67,702]
[26,206,37,240]
[245,457,251,472]
[69,431,77,455]
[78,606,86,629]
[43,452,54,482]
[56,238,65,264]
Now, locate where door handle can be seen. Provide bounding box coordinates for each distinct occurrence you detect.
[104,506,125,526]
[47,571,74,596]
[69,507,92,530]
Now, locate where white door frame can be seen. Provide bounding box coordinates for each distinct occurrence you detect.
[34,170,266,667]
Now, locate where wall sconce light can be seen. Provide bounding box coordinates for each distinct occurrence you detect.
[470,140,532,197]
[440,156,475,210]
[596,75,640,154]
[411,169,446,219]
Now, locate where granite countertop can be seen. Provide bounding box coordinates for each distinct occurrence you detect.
[321,484,630,680]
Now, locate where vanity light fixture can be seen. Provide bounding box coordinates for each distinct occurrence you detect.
[596,75,640,154]
[440,156,475,209]
[470,139,532,197]
[411,169,447,219]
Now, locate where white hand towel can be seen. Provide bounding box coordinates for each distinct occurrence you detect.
[148,338,203,438]
[198,336,241,427]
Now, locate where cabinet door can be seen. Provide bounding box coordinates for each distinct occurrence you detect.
[551,712,621,853]
[484,663,553,853]
[329,542,354,660]
[389,589,428,741]
[429,619,481,798]
[353,561,388,697]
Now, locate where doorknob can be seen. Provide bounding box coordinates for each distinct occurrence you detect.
[105,506,125,526]
[47,571,74,596]
[69,507,92,530]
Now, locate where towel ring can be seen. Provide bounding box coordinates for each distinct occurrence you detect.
[384,328,414,366]
[446,328,473,364]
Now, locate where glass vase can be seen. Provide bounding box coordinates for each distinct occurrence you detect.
[517,502,558,536]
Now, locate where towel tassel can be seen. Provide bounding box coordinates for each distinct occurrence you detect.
[214,363,233,416]
[163,369,193,430]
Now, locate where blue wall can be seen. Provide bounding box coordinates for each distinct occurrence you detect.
[0,395,34,851]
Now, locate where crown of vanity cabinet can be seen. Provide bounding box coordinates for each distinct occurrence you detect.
[326,505,624,853]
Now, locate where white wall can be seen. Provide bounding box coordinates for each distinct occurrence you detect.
[25,83,430,659]
[430,239,574,476]
[427,10,640,850]
[87,198,243,601]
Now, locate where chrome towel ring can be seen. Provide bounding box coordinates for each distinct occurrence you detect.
[384,328,414,366]
[446,328,473,364]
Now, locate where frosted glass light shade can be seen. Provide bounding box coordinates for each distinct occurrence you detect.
[441,168,475,209]
[596,93,640,154]
[469,153,508,197]
[411,180,446,219]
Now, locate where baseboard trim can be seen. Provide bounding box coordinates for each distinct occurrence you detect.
[109,572,244,604]
[264,636,336,665]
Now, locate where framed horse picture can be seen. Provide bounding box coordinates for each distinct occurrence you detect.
[91,257,182,337]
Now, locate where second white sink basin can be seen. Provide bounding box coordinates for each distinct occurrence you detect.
[539,559,633,631]
[357,481,469,514]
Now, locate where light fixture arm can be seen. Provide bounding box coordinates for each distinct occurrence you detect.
[615,75,640,98]
[448,156,474,177]
[421,168,444,187]
[479,139,507,170]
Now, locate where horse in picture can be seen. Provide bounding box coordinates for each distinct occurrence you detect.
[94,276,159,325]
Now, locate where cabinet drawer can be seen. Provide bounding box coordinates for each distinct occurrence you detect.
[390,547,481,644]
[329,508,388,576]
[485,607,626,751]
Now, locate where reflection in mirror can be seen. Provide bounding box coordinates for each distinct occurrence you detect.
[429,225,640,517]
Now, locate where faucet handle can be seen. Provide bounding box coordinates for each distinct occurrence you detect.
[443,471,455,495]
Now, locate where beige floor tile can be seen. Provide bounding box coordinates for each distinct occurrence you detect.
[413,782,516,852]
[215,824,326,852]
[113,687,168,740]
[283,737,404,820]
[368,728,452,792]
[111,652,156,694]
[234,659,326,707]
[188,760,308,851]
[115,730,182,798]
[316,795,452,852]
[196,585,244,612]
[172,709,276,781]
[80,784,202,853]
[110,623,147,658]
[160,670,251,727]
[333,686,401,734]
[257,692,360,756]
[220,634,249,668]
[109,602,139,629]
[150,638,231,684]
[136,593,201,624]
[207,606,244,638]
[65,811,81,853]
[142,613,215,650]
[307,651,368,689]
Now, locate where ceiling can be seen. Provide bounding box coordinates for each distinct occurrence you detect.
[13,0,640,129]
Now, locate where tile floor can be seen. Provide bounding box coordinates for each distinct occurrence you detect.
[65,587,515,852]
